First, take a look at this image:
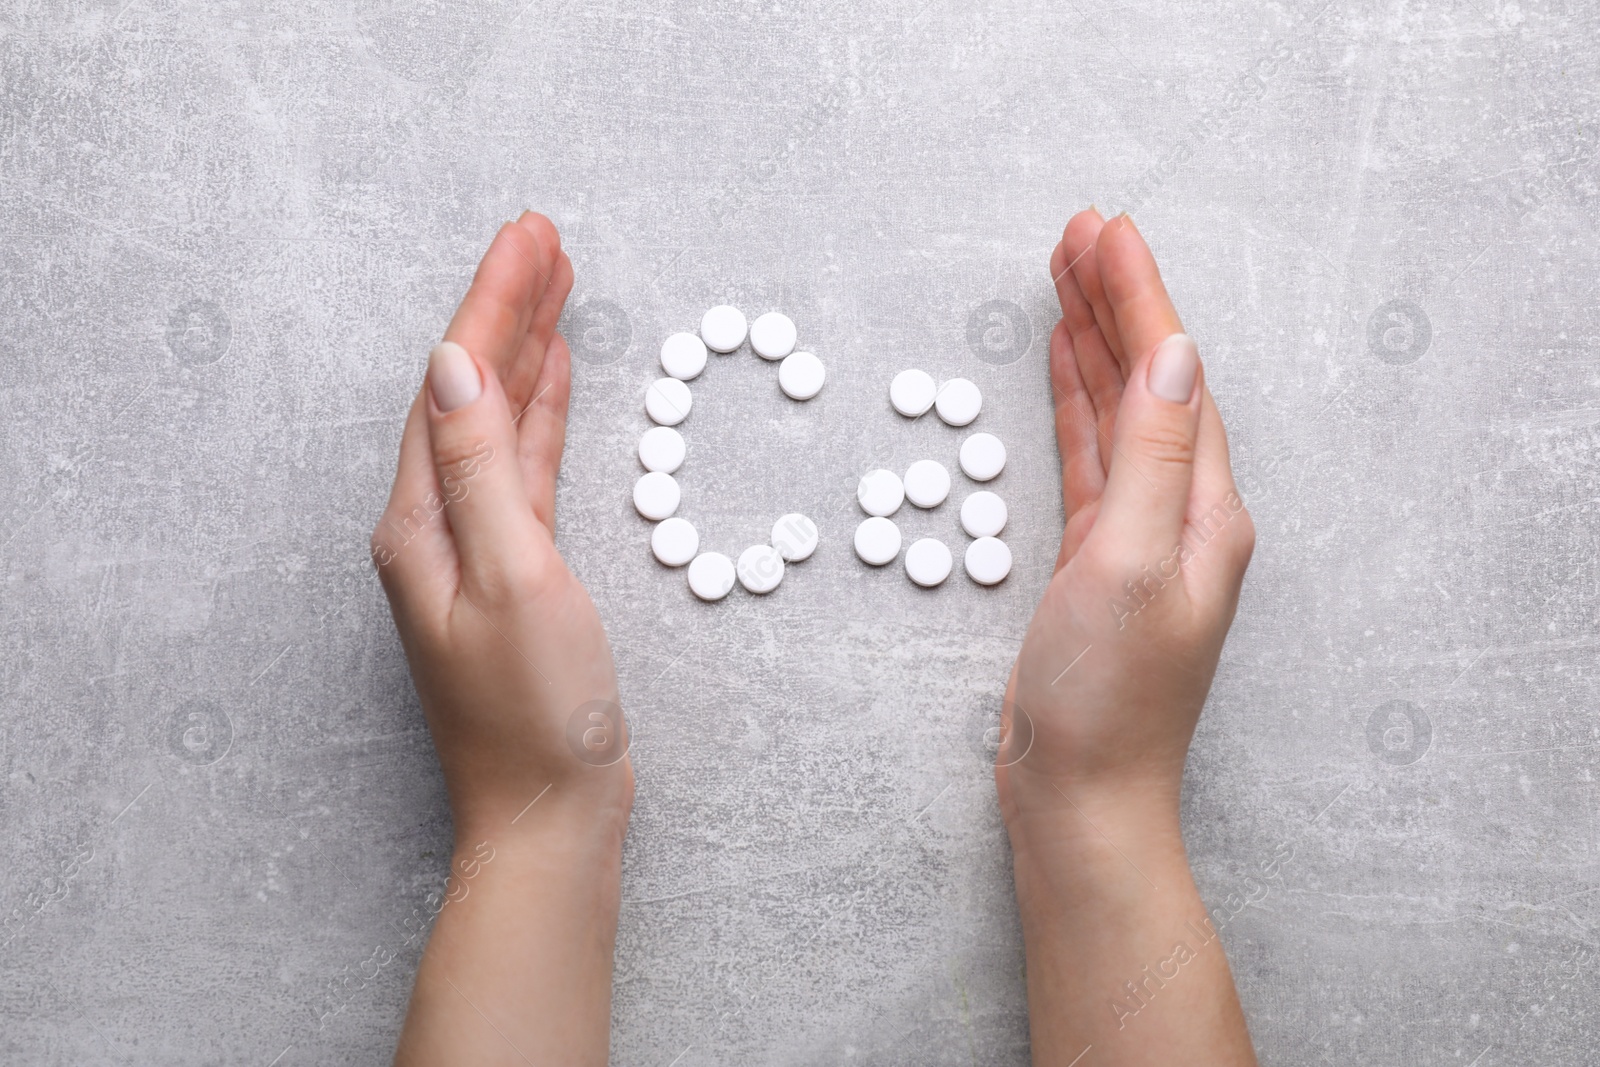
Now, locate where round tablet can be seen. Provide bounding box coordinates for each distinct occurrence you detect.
[700,305,748,353]
[646,377,693,426]
[959,432,1006,481]
[904,538,953,587]
[889,369,937,417]
[659,332,708,380]
[687,552,736,601]
[638,426,686,473]
[965,536,1013,586]
[749,312,797,360]
[737,544,785,594]
[651,517,699,567]
[854,516,902,566]
[960,491,1008,538]
[633,471,681,520]
[771,513,819,562]
[903,459,951,509]
[778,351,826,400]
[935,378,983,426]
[857,469,905,517]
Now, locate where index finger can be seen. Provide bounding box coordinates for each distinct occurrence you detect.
[1095,215,1185,368]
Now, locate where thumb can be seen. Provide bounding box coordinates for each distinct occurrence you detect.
[425,340,538,596]
[1093,333,1202,560]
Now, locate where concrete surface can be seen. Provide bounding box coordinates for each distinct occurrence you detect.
[2,0,1597,1063]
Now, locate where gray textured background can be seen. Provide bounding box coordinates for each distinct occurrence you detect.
[2,0,1597,1063]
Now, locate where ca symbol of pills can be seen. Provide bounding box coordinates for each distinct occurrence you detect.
[632,307,1012,596]
[855,370,1012,588]
[634,307,824,601]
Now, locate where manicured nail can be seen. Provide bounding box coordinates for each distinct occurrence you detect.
[429,341,482,412]
[1148,333,1198,403]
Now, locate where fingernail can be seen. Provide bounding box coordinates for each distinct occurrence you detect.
[1148,333,1198,403]
[429,341,482,412]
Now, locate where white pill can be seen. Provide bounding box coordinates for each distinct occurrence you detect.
[854,516,902,566]
[646,377,693,426]
[904,538,953,587]
[778,351,826,400]
[903,459,951,509]
[737,544,785,594]
[660,332,708,380]
[890,369,938,417]
[959,432,1006,481]
[749,312,797,360]
[771,513,819,561]
[965,536,1013,585]
[700,305,748,353]
[633,471,681,520]
[638,426,686,473]
[935,378,983,426]
[651,517,699,567]
[857,469,905,517]
[960,491,1008,538]
[687,552,736,600]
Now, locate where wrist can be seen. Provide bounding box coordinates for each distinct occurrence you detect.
[450,766,633,862]
[1001,765,1187,894]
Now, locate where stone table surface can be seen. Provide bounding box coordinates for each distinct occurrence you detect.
[2,1,1597,1063]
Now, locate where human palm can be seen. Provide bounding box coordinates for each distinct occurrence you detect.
[998,210,1255,823]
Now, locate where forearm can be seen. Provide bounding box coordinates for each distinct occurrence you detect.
[1008,783,1256,1067]
[395,796,628,1066]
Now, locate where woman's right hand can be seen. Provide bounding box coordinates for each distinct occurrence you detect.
[999,209,1255,835]
[999,210,1258,1066]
